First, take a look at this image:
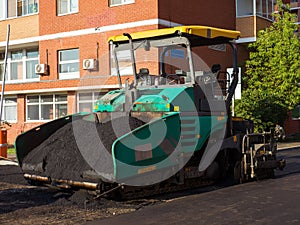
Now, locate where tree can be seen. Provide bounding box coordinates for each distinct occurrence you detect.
[236,0,300,132]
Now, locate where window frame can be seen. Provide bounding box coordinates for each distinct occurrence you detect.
[110,47,134,76]
[0,48,39,83]
[236,0,276,21]
[0,96,17,122]
[57,0,78,16]
[109,0,135,7]
[0,0,38,20]
[77,91,104,113]
[17,0,39,17]
[26,94,68,122]
[58,48,80,80]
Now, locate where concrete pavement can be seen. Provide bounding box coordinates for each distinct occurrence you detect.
[0,156,18,166]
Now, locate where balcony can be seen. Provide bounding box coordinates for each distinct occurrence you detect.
[236,0,276,43]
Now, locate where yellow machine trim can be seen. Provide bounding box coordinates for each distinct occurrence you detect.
[108,25,240,43]
[138,165,156,174]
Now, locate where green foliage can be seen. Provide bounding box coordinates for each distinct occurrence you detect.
[236,0,300,132]
[7,148,15,155]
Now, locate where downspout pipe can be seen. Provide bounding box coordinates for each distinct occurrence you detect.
[0,24,10,122]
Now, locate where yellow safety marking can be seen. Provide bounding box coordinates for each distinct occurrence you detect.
[166,103,170,109]
[138,165,156,174]
[174,106,180,111]
[233,135,237,142]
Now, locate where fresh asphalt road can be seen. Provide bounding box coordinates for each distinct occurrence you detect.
[87,147,300,225]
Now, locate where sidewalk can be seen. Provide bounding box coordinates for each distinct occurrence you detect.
[277,141,300,150]
[0,156,18,166]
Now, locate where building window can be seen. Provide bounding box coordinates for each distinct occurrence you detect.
[236,0,254,17]
[256,0,276,20]
[0,96,17,122]
[109,0,134,7]
[17,0,38,16]
[0,48,39,82]
[11,50,23,80]
[26,49,39,79]
[236,0,276,20]
[77,92,103,113]
[111,49,133,75]
[26,94,67,121]
[57,0,78,15]
[0,0,38,19]
[0,0,5,19]
[58,48,79,79]
[292,105,300,120]
[0,54,5,81]
[7,0,17,18]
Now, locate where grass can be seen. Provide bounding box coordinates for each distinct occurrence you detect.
[7,148,16,155]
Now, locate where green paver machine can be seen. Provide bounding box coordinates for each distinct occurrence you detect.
[15,26,285,198]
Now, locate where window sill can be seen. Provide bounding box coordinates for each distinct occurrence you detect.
[0,12,39,21]
[59,72,80,80]
[0,79,40,84]
[26,119,52,123]
[109,2,135,7]
[57,11,79,17]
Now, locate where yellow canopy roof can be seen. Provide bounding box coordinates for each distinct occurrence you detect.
[108,25,240,43]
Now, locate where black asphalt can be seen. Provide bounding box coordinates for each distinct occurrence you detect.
[87,147,300,225]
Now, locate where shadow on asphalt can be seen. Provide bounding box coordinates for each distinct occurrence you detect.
[0,188,71,214]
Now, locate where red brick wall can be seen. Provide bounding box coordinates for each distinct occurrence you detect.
[158,0,236,30]
[284,112,300,136]
[39,0,158,35]
[0,15,39,42]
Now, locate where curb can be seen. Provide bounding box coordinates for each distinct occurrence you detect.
[277,145,300,151]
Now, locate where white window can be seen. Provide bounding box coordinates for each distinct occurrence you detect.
[10,50,23,80]
[0,48,39,82]
[256,0,276,20]
[26,94,68,121]
[17,0,38,16]
[0,0,5,19]
[109,0,134,7]
[0,0,38,19]
[0,54,4,81]
[111,49,133,75]
[58,48,80,79]
[57,0,78,15]
[236,0,254,17]
[8,0,17,18]
[236,0,276,20]
[0,96,17,122]
[26,49,39,79]
[77,92,103,113]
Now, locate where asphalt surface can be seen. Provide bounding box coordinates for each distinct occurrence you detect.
[87,143,300,225]
[1,142,300,225]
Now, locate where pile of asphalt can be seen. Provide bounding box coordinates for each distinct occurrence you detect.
[22,116,145,182]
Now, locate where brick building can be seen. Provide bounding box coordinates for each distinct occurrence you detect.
[0,0,298,144]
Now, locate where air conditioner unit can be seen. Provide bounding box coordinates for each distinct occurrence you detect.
[83,59,96,70]
[35,64,48,75]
